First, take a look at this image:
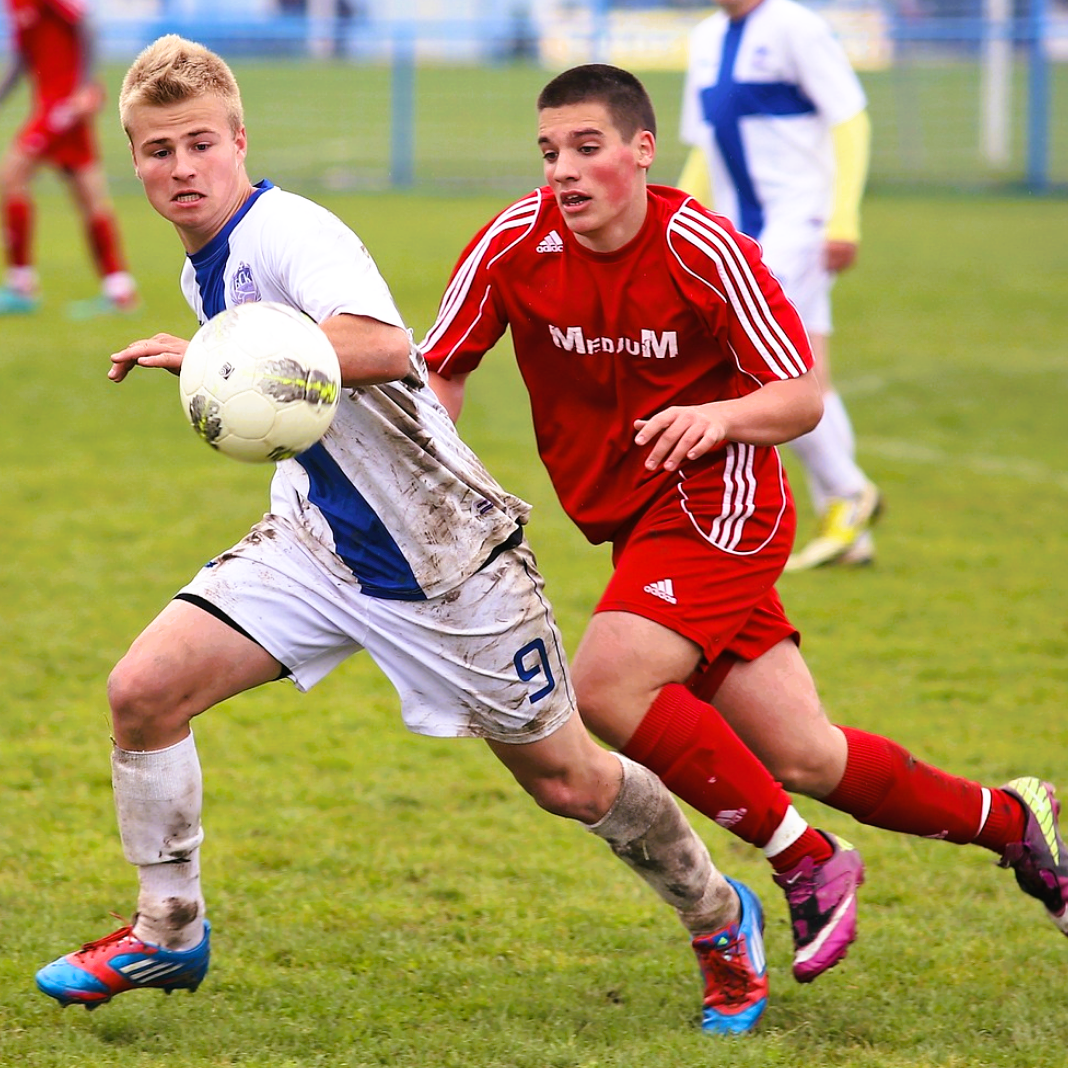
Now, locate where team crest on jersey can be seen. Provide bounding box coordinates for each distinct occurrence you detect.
[751,45,773,73]
[229,263,261,305]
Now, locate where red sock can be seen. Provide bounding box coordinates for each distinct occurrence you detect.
[87,212,126,277]
[623,683,829,873]
[3,194,32,267]
[771,830,833,873]
[824,726,1025,853]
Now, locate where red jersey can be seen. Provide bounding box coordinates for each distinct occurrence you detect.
[423,184,813,548]
[7,0,86,103]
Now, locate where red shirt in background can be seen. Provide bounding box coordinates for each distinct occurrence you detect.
[8,0,86,103]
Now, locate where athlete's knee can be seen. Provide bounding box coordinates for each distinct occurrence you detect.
[572,664,656,751]
[520,768,614,824]
[107,653,194,748]
[0,153,33,192]
[571,663,614,738]
[760,730,846,798]
[570,652,609,708]
[572,679,613,739]
[0,166,26,194]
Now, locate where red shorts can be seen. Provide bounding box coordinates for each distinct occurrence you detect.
[595,480,800,695]
[16,111,98,171]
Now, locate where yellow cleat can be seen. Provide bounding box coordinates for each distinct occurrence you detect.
[786,481,882,572]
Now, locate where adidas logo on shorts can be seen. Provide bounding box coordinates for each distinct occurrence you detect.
[536,229,564,254]
[643,578,677,604]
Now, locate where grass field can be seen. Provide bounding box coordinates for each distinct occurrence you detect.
[1,63,1068,1065]
[1,183,1065,1067]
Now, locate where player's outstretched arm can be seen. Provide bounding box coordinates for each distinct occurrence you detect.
[825,110,870,274]
[109,334,188,382]
[634,371,823,471]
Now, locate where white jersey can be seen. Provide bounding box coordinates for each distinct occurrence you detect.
[179,181,530,601]
[680,0,865,242]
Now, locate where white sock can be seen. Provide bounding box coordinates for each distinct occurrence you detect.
[102,270,136,302]
[112,733,206,950]
[822,390,857,458]
[788,399,867,507]
[6,266,37,295]
[586,753,736,935]
[760,805,807,859]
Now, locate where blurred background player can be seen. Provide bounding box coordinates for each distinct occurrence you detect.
[678,0,879,570]
[0,0,137,316]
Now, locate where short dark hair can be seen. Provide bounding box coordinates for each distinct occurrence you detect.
[537,64,657,141]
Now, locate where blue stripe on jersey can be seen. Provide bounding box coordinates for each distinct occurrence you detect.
[186,178,427,600]
[187,180,275,319]
[295,442,427,601]
[699,17,816,239]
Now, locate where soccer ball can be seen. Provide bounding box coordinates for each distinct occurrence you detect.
[179,302,342,463]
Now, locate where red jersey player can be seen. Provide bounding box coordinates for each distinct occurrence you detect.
[423,63,1068,983]
[0,0,137,315]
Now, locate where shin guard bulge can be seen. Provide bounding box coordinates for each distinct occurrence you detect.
[587,753,735,934]
[112,733,207,949]
[825,726,1026,849]
[624,683,793,849]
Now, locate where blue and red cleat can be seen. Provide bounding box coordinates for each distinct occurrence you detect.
[36,920,211,1009]
[691,877,768,1035]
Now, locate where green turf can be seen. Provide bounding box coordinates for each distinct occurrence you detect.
[2,183,1066,1067]
[2,56,1068,1056]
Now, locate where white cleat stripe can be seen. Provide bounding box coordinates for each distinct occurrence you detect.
[120,960,182,981]
[795,891,856,965]
[748,929,766,974]
[1049,908,1068,935]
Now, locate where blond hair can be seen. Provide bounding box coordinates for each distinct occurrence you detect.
[119,35,244,137]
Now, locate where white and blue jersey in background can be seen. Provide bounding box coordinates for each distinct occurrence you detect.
[180,181,530,601]
[680,0,865,243]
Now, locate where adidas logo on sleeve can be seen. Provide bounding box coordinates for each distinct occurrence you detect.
[536,229,564,253]
[643,578,677,604]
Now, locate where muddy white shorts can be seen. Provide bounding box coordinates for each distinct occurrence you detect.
[178,515,575,743]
